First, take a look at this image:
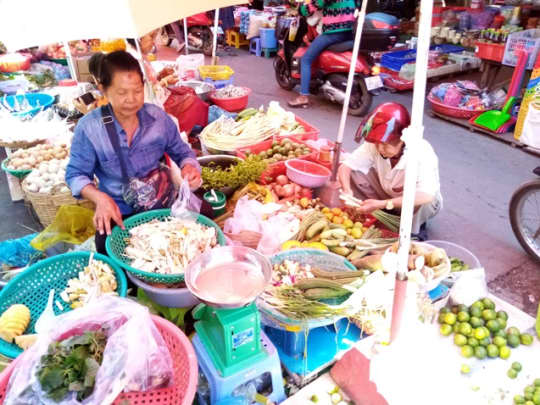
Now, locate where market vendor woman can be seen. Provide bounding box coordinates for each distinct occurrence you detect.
[338,102,443,240]
[66,51,201,254]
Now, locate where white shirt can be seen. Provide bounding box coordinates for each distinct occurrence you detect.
[343,139,442,199]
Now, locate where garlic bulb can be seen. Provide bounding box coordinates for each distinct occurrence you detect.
[6,143,70,171]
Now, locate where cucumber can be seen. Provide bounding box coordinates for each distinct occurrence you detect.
[295,278,348,291]
[303,288,350,300]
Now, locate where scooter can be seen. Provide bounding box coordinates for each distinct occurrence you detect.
[179,13,215,56]
[509,166,540,261]
[274,13,397,116]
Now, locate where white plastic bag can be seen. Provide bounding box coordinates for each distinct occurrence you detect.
[4,297,173,405]
[171,179,202,219]
[448,267,488,306]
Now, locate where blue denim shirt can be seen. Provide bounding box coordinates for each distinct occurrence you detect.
[66,103,199,215]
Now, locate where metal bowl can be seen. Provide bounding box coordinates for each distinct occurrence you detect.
[174,81,215,102]
[184,246,272,309]
[197,154,243,197]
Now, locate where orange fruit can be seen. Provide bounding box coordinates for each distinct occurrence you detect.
[331,208,342,216]
[332,216,344,225]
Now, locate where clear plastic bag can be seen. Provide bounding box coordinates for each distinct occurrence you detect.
[171,178,202,219]
[4,296,173,405]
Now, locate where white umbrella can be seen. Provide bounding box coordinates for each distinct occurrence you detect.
[0,0,244,51]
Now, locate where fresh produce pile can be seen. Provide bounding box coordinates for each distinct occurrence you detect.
[213,85,249,99]
[438,297,534,361]
[0,304,30,347]
[37,330,107,402]
[512,378,540,404]
[266,174,313,201]
[6,143,69,171]
[450,257,470,272]
[22,158,70,194]
[125,218,218,275]
[341,193,400,233]
[244,138,312,165]
[60,258,118,309]
[201,155,267,191]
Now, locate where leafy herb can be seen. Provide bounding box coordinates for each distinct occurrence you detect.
[24,70,57,89]
[37,330,107,402]
[201,155,267,191]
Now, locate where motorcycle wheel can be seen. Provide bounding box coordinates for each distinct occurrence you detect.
[274,57,296,91]
[348,76,372,117]
[509,179,540,262]
[189,27,213,56]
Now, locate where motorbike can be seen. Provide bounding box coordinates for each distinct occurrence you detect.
[179,12,216,56]
[509,166,540,261]
[274,12,399,116]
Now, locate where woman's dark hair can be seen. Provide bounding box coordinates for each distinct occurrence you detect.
[91,51,143,89]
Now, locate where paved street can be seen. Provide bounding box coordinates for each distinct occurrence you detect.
[1,50,538,314]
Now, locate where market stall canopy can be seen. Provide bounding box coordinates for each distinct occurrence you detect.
[0,0,244,51]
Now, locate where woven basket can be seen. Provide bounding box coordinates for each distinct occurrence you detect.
[22,182,95,227]
[106,209,226,284]
[0,316,198,405]
[0,139,46,150]
[0,252,127,358]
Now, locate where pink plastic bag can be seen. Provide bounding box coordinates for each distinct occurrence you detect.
[4,297,173,405]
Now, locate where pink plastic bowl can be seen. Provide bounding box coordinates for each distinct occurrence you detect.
[285,159,331,188]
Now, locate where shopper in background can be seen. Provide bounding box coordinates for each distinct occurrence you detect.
[288,0,357,108]
[338,102,443,240]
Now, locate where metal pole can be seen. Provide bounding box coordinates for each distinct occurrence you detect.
[212,8,220,65]
[183,18,189,55]
[329,1,368,182]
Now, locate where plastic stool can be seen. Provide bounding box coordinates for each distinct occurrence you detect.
[249,37,262,57]
[193,332,286,405]
[262,48,278,58]
[226,30,249,49]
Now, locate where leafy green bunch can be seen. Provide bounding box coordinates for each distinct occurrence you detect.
[201,155,267,191]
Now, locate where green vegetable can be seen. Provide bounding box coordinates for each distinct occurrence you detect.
[201,155,267,191]
[37,330,107,402]
[310,394,319,403]
[450,257,470,272]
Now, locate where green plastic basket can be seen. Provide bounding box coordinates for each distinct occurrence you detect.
[105,209,226,284]
[0,252,127,358]
[1,158,31,179]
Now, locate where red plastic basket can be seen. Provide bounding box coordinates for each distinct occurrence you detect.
[277,115,320,141]
[474,41,504,63]
[209,87,251,112]
[0,316,198,405]
[427,94,485,119]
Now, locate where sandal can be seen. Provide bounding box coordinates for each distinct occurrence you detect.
[288,95,310,109]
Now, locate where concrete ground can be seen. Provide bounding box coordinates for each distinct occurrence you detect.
[1,49,538,314]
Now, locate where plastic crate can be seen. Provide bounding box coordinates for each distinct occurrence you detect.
[503,29,540,70]
[475,41,505,62]
[198,65,234,81]
[204,76,234,89]
[277,115,320,141]
[381,45,465,72]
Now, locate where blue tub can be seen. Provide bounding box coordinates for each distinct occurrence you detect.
[4,93,55,117]
[260,28,277,49]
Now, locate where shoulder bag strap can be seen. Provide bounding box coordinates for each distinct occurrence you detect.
[100,105,129,183]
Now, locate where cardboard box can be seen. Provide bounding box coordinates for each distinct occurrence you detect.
[73,54,94,82]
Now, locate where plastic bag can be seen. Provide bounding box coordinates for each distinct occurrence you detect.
[163,86,208,134]
[30,206,95,252]
[171,179,202,219]
[0,234,43,268]
[4,296,173,405]
[448,268,488,306]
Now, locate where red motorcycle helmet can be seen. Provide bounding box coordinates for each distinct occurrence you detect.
[355,102,411,144]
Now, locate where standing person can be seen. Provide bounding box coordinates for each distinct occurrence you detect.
[66,51,201,254]
[288,0,357,108]
[338,102,443,240]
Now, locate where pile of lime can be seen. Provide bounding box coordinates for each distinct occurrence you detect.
[438,297,534,360]
[513,378,540,404]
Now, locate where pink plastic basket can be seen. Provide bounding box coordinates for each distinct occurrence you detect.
[427,94,485,119]
[0,316,198,405]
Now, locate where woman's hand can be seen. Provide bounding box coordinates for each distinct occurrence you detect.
[337,164,353,195]
[94,192,124,235]
[181,164,202,189]
[357,199,385,214]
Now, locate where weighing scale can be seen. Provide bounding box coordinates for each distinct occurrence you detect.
[185,246,286,405]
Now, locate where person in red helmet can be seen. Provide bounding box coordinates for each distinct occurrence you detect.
[338,102,442,239]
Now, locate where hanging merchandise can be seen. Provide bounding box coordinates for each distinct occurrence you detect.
[515,54,540,140]
[520,100,540,148]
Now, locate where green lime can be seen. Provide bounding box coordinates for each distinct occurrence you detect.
[458,304,469,313]
[532,393,540,405]
[521,334,534,346]
[487,344,499,358]
[525,386,535,395]
[440,324,453,336]
[512,362,522,372]
[498,318,508,330]
[470,306,483,318]
[439,307,450,315]
[472,300,485,311]
[453,323,460,333]
[497,310,509,321]
[444,313,457,325]
[495,329,507,338]
[526,391,534,401]
[482,309,497,321]
[461,345,474,358]
[482,298,495,310]
[486,319,501,333]
[493,336,507,347]
[459,323,473,337]
[508,369,519,379]
[534,379,540,387]
[454,334,468,347]
[480,337,492,347]
[515,395,526,404]
[460,364,471,374]
[508,334,521,348]
[507,327,521,336]
[470,316,484,328]
[499,346,511,359]
[474,327,488,340]
[437,313,446,324]
[474,346,487,360]
[527,401,536,405]
[458,311,471,322]
[468,337,480,347]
